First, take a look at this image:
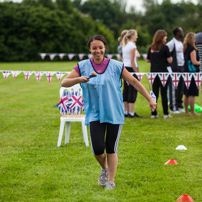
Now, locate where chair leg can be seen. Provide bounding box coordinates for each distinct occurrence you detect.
[81,121,89,147]
[57,119,65,147]
[65,122,71,144]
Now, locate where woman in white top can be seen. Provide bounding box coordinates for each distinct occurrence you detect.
[122,29,141,118]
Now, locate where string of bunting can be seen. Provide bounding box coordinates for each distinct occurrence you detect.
[39,53,148,61]
[1,70,202,89]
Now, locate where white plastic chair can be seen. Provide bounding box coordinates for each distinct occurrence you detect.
[57,84,89,147]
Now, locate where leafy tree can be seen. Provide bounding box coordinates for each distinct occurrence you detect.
[55,0,73,13]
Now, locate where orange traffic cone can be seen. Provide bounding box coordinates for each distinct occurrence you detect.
[164,159,178,165]
[177,195,194,201]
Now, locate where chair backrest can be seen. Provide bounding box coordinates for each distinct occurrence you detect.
[60,84,82,98]
[59,84,83,115]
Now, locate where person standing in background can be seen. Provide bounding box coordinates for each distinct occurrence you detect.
[183,32,200,115]
[117,30,128,61]
[167,27,185,113]
[195,30,202,95]
[147,30,173,119]
[122,29,142,118]
[195,31,202,72]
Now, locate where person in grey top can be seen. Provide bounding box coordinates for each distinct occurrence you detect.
[195,31,202,72]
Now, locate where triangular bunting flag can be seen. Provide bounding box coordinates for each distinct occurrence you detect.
[146,73,157,85]
[170,73,181,89]
[136,73,144,81]
[116,54,121,60]
[58,53,66,60]
[88,54,93,59]
[40,53,46,60]
[142,53,147,60]
[107,54,113,59]
[78,53,85,60]
[56,72,66,81]
[192,73,202,89]
[45,72,55,83]
[24,71,33,81]
[11,71,21,79]
[49,53,57,61]
[34,71,44,82]
[158,73,169,87]
[68,53,75,60]
[2,71,11,79]
[182,73,192,89]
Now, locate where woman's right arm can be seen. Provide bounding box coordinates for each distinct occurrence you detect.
[61,69,89,87]
[190,50,200,66]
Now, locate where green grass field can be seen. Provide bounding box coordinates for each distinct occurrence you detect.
[0,60,202,202]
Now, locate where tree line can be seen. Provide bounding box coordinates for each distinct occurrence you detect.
[0,0,201,62]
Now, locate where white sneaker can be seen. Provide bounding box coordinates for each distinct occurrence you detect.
[178,108,185,113]
[151,115,159,119]
[164,114,172,119]
[170,110,180,114]
[98,169,108,186]
[104,181,116,190]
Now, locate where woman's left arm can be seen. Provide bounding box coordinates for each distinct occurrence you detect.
[121,68,157,111]
[190,50,200,66]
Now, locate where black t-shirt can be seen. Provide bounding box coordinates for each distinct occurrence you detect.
[147,45,171,72]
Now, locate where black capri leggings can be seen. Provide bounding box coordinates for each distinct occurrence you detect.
[89,121,123,155]
[123,67,138,103]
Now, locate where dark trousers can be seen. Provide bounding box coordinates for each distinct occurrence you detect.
[152,76,168,115]
[169,67,184,110]
[123,67,138,103]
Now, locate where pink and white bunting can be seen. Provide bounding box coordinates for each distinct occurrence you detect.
[170,73,181,89]
[107,54,113,59]
[193,73,202,89]
[59,53,66,60]
[23,71,33,81]
[40,53,46,60]
[158,73,169,87]
[2,71,11,79]
[56,72,66,81]
[45,72,55,83]
[68,53,76,60]
[11,71,21,79]
[142,54,147,60]
[116,54,121,60]
[78,53,85,60]
[136,73,145,81]
[146,73,157,85]
[88,54,93,59]
[182,73,192,89]
[34,71,44,82]
[49,54,57,61]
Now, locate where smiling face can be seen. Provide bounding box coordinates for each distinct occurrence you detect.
[89,40,106,64]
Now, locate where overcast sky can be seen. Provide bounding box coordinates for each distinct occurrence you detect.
[126,0,198,12]
[0,0,198,12]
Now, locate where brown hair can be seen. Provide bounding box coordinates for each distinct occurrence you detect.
[87,35,108,49]
[151,30,167,51]
[118,30,128,42]
[183,32,197,53]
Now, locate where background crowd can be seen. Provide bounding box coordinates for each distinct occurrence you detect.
[118,28,202,118]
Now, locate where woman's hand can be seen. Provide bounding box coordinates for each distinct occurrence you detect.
[80,76,90,83]
[149,98,157,112]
